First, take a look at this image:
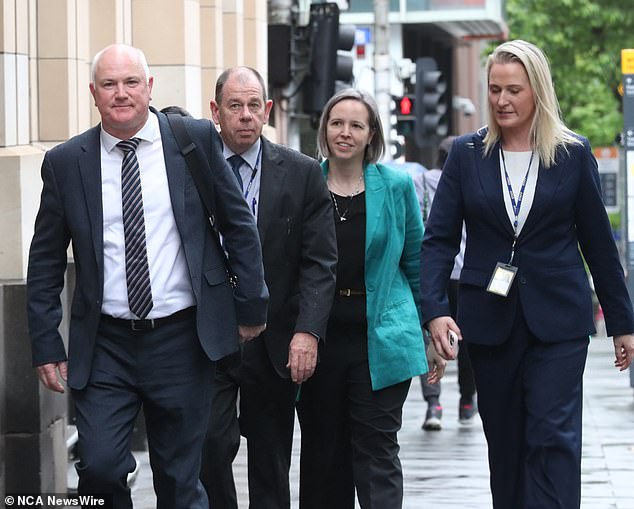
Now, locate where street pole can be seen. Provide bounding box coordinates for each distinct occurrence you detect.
[374,0,392,161]
[268,0,293,146]
[621,48,634,388]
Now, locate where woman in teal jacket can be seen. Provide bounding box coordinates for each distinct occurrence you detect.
[297,88,432,509]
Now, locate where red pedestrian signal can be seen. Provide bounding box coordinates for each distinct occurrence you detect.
[392,94,415,136]
[399,96,413,116]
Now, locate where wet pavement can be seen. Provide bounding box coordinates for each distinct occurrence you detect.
[71,335,634,508]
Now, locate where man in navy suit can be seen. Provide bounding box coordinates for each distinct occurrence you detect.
[200,67,337,509]
[26,44,268,509]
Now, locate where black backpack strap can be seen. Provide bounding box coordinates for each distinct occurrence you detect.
[166,113,237,287]
[166,113,218,225]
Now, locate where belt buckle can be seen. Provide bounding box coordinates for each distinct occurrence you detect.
[341,289,351,297]
[131,319,154,331]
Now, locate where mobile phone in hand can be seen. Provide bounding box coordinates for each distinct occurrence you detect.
[448,330,459,354]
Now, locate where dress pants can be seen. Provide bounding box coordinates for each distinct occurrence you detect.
[468,305,589,509]
[201,355,241,509]
[201,337,298,509]
[72,315,214,509]
[297,323,411,509]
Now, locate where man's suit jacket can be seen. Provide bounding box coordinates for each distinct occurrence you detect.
[420,128,634,344]
[27,109,268,390]
[255,137,337,379]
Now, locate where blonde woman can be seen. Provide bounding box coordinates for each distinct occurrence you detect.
[420,40,634,509]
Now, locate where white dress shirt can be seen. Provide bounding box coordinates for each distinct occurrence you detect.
[100,112,195,318]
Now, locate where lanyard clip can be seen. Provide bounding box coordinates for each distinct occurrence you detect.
[508,237,517,265]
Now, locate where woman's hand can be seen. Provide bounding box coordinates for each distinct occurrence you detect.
[613,333,634,371]
[428,316,461,361]
[426,340,447,384]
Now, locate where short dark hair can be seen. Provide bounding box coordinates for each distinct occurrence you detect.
[160,105,191,117]
[436,136,456,169]
[215,67,268,104]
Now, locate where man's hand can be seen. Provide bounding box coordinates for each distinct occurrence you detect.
[427,316,461,361]
[238,324,266,343]
[613,333,634,371]
[426,340,447,385]
[36,361,68,393]
[286,332,318,384]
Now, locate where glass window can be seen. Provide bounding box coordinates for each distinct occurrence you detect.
[348,0,400,13]
[428,0,485,8]
[406,0,430,9]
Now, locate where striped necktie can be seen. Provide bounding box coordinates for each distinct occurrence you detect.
[118,138,153,319]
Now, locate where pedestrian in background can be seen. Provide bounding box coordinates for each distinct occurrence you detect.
[160,104,191,117]
[417,136,477,430]
[26,44,268,508]
[200,66,337,509]
[420,39,634,509]
[297,88,439,509]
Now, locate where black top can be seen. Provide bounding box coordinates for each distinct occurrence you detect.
[329,191,366,329]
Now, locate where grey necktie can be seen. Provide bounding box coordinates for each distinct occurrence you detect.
[118,138,154,319]
[227,154,244,190]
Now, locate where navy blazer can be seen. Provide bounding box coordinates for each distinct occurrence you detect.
[420,129,634,345]
[27,109,268,389]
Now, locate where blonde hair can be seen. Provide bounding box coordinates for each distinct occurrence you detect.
[483,40,581,168]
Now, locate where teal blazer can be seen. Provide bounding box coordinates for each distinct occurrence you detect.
[323,161,428,390]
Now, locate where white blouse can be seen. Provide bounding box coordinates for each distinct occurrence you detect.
[499,149,539,235]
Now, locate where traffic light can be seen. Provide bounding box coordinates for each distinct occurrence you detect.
[392,94,416,136]
[303,2,355,115]
[414,57,448,147]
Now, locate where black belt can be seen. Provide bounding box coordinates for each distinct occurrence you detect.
[100,307,196,331]
[337,289,365,297]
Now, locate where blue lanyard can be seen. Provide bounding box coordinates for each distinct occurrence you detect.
[242,145,262,201]
[500,148,534,264]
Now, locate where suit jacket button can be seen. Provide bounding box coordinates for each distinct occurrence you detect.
[519,277,527,285]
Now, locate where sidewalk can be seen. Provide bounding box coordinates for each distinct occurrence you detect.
[87,335,634,508]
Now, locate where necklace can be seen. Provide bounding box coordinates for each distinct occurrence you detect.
[328,171,364,197]
[328,172,364,222]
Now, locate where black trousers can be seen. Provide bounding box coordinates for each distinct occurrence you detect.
[201,337,298,509]
[468,306,588,509]
[72,316,213,509]
[297,323,410,509]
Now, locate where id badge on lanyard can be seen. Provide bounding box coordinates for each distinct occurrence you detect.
[486,149,533,298]
[487,262,518,297]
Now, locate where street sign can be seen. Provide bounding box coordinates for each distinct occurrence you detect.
[624,70,634,251]
[622,49,634,74]
[594,146,619,212]
[600,172,618,209]
[621,50,634,366]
